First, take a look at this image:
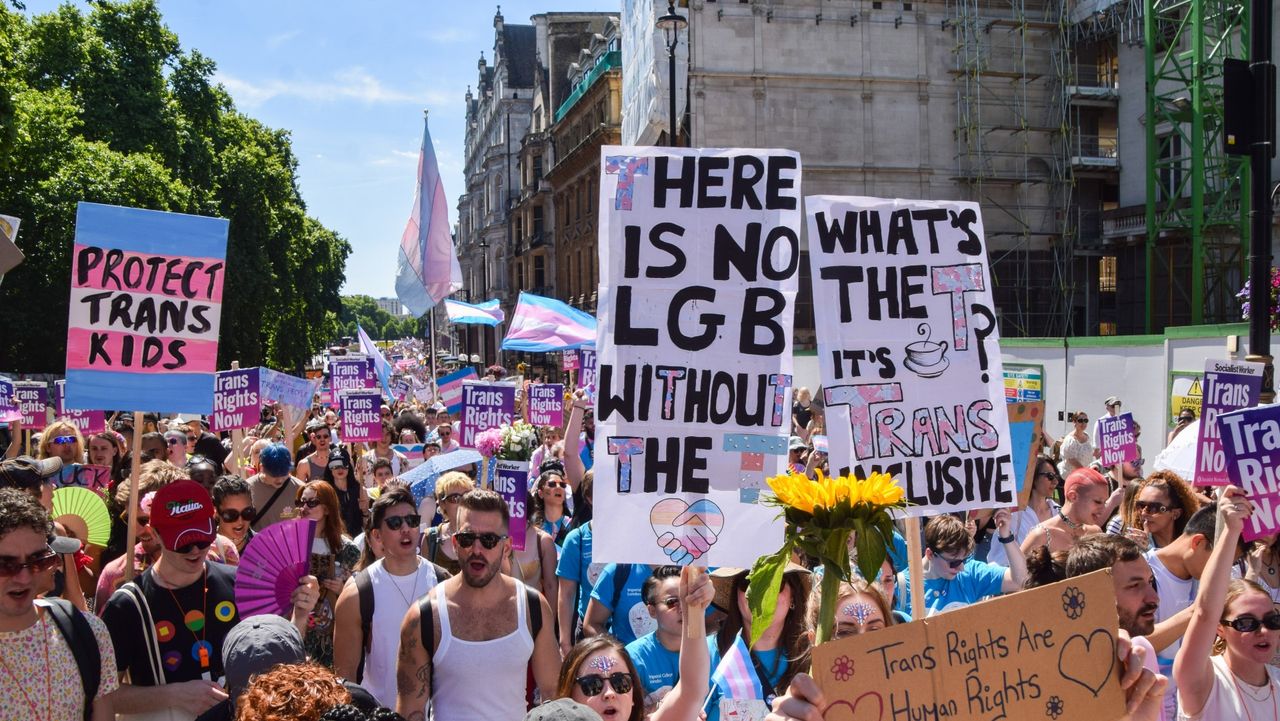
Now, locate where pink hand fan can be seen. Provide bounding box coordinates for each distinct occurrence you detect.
[234,518,317,618]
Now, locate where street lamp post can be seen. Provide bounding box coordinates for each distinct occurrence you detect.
[479,240,489,366]
[1248,0,1276,401]
[657,2,687,147]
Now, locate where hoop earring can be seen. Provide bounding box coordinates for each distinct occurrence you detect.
[1212,635,1227,655]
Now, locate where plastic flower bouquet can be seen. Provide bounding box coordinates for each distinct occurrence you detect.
[474,427,503,458]
[498,420,538,462]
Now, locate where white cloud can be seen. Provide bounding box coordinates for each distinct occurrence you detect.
[216,67,448,108]
[266,30,302,49]
[368,149,421,167]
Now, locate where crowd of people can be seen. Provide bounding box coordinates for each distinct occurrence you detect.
[0,375,1272,721]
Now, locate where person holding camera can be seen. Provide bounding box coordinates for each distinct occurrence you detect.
[1168,409,1195,446]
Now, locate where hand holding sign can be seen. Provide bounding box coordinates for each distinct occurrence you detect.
[650,498,724,565]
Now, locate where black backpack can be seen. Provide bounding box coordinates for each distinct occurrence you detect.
[40,598,100,721]
[417,585,543,693]
[352,562,451,684]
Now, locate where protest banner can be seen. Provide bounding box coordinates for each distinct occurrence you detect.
[812,570,1123,721]
[805,196,1012,515]
[260,368,321,410]
[1194,359,1264,486]
[54,463,111,492]
[331,356,376,393]
[437,366,478,415]
[594,146,801,567]
[493,459,529,551]
[1097,412,1137,466]
[0,378,19,423]
[65,202,229,414]
[528,383,565,426]
[1218,403,1280,541]
[211,368,260,432]
[458,381,515,447]
[579,348,597,401]
[338,390,382,443]
[14,381,48,428]
[1007,401,1045,507]
[53,380,105,436]
[563,349,580,371]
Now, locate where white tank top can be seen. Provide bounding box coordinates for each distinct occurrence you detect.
[430,581,536,720]
[360,557,438,708]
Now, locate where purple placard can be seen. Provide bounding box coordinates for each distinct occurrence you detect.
[1195,359,1265,486]
[53,380,105,435]
[494,459,529,551]
[1219,404,1280,541]
[211,368,261,432]
[528,384,564,426]
[563,350,580,371]
[338,390,382,443]
[13,381,48,428]
[459,381,516,447]
[579,349,597,401]
[330,357,376,393]
[1097,412,1137,466]
[0,379,19,423]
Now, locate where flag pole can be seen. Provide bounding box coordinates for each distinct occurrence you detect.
[428,307,439,402]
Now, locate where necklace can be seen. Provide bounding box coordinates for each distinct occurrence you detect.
[0,609,52,718]
[1058,511,1082,530]
[1230,665,1279,721]
[386,558,423,607]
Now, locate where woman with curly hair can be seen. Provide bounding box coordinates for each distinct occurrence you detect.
[235,662,351,721]
[1115,471,1201,550]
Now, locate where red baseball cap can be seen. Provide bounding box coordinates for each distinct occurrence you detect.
[150,480,216,552]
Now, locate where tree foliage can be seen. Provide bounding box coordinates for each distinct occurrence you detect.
[0,0,349,374]
[338,295,421,341]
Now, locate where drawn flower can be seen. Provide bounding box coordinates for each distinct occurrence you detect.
[1045,696,1064,719]
[831,655,855,681]
[1061,587,1086,620]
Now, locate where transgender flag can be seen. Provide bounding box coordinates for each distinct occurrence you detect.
[395,111,462,317]
[500,292,597,352]
[436,366,478,415]
[707,635,765,710]
[445,298,505,326]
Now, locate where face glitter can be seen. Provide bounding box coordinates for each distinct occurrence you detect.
[840,602,874,626]
[587,656,617,672]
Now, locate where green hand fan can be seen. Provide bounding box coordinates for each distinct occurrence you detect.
[51,486,111,547]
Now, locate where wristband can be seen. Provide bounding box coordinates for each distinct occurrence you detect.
[998,534,1016,544]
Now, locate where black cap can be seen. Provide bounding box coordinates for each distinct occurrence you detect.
[0,456,62,491]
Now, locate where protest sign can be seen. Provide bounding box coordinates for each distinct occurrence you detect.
[65,202,229,414]
[437,366,478,415]
[14,381,48,428]
[812,570,1123,721]
[1194,359,1264,486]
[52,380,105,436]
[459,381,515,447]
[211,368,260,432]
[331,356,376,393]
[338,390,382,443]
[0,378,19,423]
[0,214,22,276]
[528,384,565,426]
[1007,401,1045,507]
[579,348,597,401]
[1218,403,1280,541]
[563,349,580,371]
[594,147,801,567]
[260,368,321,410]
[1097,412,1137,466]
[805,196,1012,516]
[54,463,111,492]
[494,459,529,551]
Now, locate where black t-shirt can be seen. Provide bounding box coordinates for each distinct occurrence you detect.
[102,561,240,685]
[792,401,813,429]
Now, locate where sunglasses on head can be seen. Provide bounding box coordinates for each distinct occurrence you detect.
[175,539,213,555]
[0,550,60,578]
[382,513,421,531]
[296,498,322,509]
[574,672,633,697]
[51,435,77,445]
[1134,501,1172,514]
[454,531,507,549]
[218,507,257,523]
[1222,613,1280,633]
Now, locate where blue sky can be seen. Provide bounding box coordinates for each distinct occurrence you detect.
[24,0,620,297]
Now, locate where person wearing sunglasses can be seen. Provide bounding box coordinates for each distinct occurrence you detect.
[360,421,407,489]
[294,480,361,669]
[420,472,472,577]
[297,419,335,482]
[436,422,459,453]
[36,421,84,469]
[1058,410,1095,478]
[323,449,368,539]
[394,489,559,720]
[1117,472,1200,550]
[0,488,119,721]
[94,489,166,612]
[906,510,1026,617]
[102,480,320,718]
[162,428,189,468]
[531,467,573,546]
[987,456,1062,567]
[625,565,685,708]
[212,475,257,555]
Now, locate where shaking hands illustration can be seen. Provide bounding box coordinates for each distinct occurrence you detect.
[649,498,724,565]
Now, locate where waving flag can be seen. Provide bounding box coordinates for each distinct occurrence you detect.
[357,324,396,400]
[436,366,478,415]
[500,292,597,352]
[445,298,505,326]
[395,111,462,317]
[707,635,765,710]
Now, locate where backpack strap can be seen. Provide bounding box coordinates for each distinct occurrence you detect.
[117,581,166,687]
[417,594,436,696]
[40,598,100,721]
[609,564,632,615]
[526,586,542,641]
[354,568,374,684]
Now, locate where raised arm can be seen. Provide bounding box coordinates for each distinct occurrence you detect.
[563,397,587,488]
[995,509,1028,592]
[651,566,713,721]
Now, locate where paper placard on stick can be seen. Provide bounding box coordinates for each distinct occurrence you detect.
[1008,401,1045,508]
[65,202,229,414]
[494,459,529,551]
[53,380,105,435]
[812,570,1124,721]
[13,381,48,428]
[1218,403,1280,541]
[437,367,478,415]
[1097,412,1137,466]
[528,384,565,426]
[260,368,320,410]
[0,378,19,423]
[563,350,580,371]
[593,146,800,567]
[1195,359,1264,486]
[459,381,515,447]
[805,195,1013,516]
[212,368,261,432]
[338,390,382,443]
[330,356,376,393]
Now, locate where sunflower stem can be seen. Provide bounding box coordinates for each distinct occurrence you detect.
[815,563,842,647]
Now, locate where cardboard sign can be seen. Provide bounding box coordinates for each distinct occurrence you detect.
[0,378,19,423]
[53,380,105,435]
[330,356,376,393]
[812,570,1124,721]
[459,381,515,447]
[65,202,229,414]
[563,349,581,371]
[494,459,529,551]
[1097,412,1137,466]
[1008,401,1045,508]
[1218,403,1280,541]
[338,390,382,443]
[594,147,800,567]
[1194,359,1264,486]
[805,196,1013,516]
[211,368,260,432]
[528,384,565,426]
[14,381,48,428]
[54,463,111,492]
[260,369,321,410]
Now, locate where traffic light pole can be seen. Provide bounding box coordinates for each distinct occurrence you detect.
[1247,0,1276,401]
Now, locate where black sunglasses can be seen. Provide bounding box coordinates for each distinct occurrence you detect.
[1037,471,1063,482]
[649,597,680,610]
[296,499,322,509]
[1075,418,1089,424]
[218,507,257,523]
[1134,501,1172,514]
[1222,613,1280,633]
[166,438,184,445]
[454,532,507,549]
[175,539,213,555]
[543,480,569,489]
[441,493,463,504]
[0,550,60,578]
[382,513,421,531]
[933,552,970,570]
[574,673,633,697]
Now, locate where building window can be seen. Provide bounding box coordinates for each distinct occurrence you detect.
[534,255,545,288]
[1099,321,1118,336]
[533,206,544,236]
[1157,133,1184,202]
[533,155,543,181]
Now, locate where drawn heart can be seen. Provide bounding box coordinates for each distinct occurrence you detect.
[649,498,725,565]
[1057,629,1116,697]
[824,691,886,721]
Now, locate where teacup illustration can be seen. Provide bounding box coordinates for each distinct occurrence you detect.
[904,324,950,378]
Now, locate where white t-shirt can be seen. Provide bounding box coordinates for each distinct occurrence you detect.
[1178,655,1280,720]
[359,557,440,708]
[1146,549,1198,720]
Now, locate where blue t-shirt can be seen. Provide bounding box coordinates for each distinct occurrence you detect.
[896,558,1006,616]
[542,515,572,544]
[626,631,680,704]
[556,522,604,621]
[589,563,655,645]
[704,636,787,721]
